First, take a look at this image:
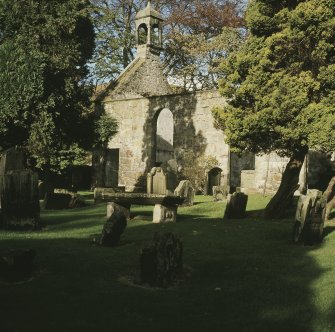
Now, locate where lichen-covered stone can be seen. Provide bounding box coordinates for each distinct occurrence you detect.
[100,211,127,246]
[140,232,183,287]
[174,180,194,206]
[224,192,248,219]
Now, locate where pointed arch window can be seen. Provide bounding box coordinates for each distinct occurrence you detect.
[138,23,148,45]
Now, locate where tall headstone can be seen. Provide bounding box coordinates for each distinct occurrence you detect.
[0,147,25,175]
[140,232,183,288]
[147,167,167,195]
[323,176,335,220]
[174,180,195,206]
[223,192,248,219]
[0,170,40,229]
[292,189,325,245]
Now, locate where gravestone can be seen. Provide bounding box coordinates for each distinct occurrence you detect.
[0,147,25,175]
[140,232,183,288]
[323,176,335,220]
[174,180,195,206]
[292,189,325,245]
[223,192,248,219]
[292,195,312,243]
[100,211,127,246]
[303,189,325,245]
[147,167,167,195]
[147,166,177,196]
[107,202,131,220]
[0,170,40,229]
[213,185,228,201]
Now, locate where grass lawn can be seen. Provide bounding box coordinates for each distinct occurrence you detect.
[1,194,335,332]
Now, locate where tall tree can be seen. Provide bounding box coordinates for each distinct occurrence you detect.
[164,0,245,91]
[90,0,245,89]
[0,0,95,172]
[214,0,335,218]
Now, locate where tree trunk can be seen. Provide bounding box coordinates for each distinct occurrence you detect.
[264,148,307,219]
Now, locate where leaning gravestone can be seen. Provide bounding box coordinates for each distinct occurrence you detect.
[106,202,131,220]
[174,180,195,206]
[224,192,248,219]
[140,232,183,288]
[292,189,325,245]
[323,176,335,220]
[303,189,325,245]
[100,211,127,246]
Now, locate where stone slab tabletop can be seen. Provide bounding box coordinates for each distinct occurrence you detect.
[100,192,184,206]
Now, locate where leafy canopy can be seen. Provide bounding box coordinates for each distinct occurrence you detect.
[90,0,245,90]
[214,0,335,156]
[0,0,95,171]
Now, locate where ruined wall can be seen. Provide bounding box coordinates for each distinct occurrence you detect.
[102,90,229,191]
[101,90,333,193]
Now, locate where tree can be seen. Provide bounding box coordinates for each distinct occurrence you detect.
[0,0,95,173]
[214,0,335,218]
[90,0,245,90]
[164,0,245,91]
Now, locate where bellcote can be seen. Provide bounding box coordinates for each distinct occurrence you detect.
[135,1,164,58]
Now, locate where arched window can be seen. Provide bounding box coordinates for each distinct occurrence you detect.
[154,108,174,164]
[152,24,160,46]
[138,24,148,45]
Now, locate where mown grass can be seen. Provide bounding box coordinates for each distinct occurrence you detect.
[1,194,335,332]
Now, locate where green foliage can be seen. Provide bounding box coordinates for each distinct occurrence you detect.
[215,0,335,156]
[177,152,219,193]
[94,114,118,145]
[0,0,95,171]
[90,0,246,90]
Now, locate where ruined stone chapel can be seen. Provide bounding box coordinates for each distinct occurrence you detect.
[94,2,334,194]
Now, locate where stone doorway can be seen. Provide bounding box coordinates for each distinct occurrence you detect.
[105,149,119,188]
[207,167,222,195]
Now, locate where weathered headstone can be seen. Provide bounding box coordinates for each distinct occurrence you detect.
[223,192,248,219]
[0,147,25,175]
[107,202,131,220]
[303,190,325,245]
[292,189,325,245]
[147,167,169,195]
[100,211,127,246]
[323,176,335,220]
[213,185,228,201]
[292,195,312,243]
[147,165,178,196]
[140,232,183,288]
[0,170,40,229]
[174,180,195,206]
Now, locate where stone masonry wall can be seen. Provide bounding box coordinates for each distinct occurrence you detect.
[103,90,229,191]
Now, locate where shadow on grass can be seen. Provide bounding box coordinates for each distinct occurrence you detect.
[0,199,333,332]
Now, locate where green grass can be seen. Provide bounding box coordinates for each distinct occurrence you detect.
[1,194,335,332]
